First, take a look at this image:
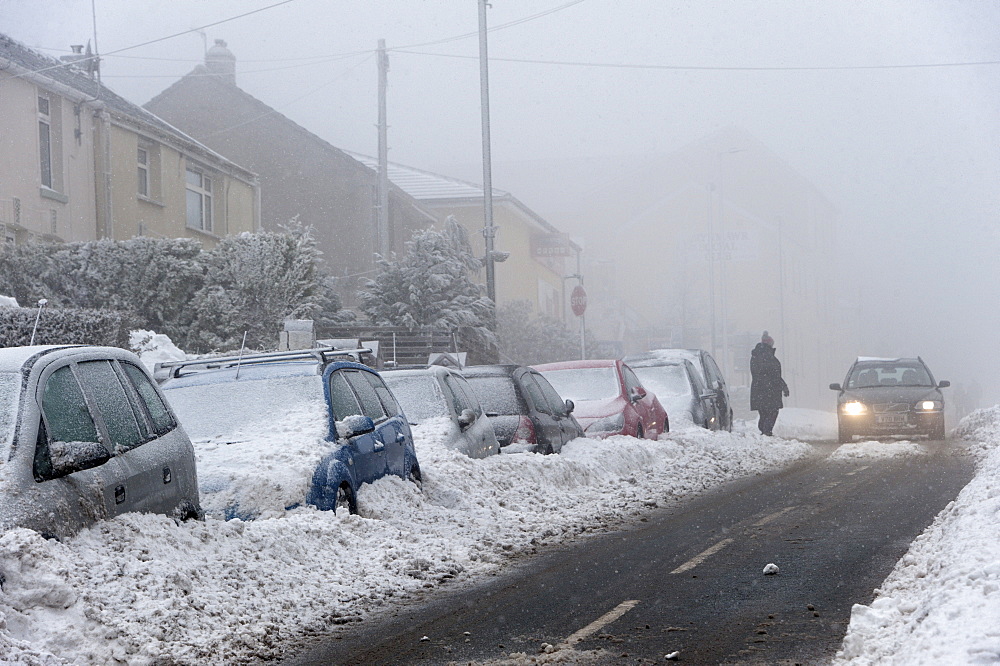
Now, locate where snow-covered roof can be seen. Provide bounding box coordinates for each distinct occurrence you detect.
[345,152,507,201]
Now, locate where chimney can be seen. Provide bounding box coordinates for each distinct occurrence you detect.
[60,42,99,79]
[205,39,236,86]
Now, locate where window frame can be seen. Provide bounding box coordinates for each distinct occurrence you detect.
[38,94,52,189]
[137,146,149,197]
[185,166,213,232]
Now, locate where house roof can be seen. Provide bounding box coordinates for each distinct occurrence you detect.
[0,34,256,183]
[344,151,575,242]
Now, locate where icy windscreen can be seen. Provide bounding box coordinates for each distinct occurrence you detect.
[163,374,327,441]
[847,362,933,388]
[632,365,692,398]
[464,375,524,415]
[382,375,448,422]
[0,372,20,458]
[539,368,619,402]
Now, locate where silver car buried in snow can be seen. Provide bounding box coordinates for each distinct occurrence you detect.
[0,345,201,539]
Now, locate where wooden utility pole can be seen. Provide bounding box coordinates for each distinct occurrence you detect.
[376,38,390,257]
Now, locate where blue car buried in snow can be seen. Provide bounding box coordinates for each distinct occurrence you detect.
[157,348,420,519]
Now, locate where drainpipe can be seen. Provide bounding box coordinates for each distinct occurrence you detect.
[91,102,113,239]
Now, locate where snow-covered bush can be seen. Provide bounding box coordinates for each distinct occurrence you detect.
[0,305,133,347]
[496,300,581,364]
[359,218,495,348]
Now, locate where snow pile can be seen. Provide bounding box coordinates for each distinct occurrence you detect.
[833,407,1000,665]
[951,404,1000,457]
[0,426,810,664]
[828,440,928,460]
[0,295,18,308]
[128,329,186,371]
[735,408,838,441]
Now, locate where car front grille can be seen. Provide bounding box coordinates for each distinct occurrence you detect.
[871,402,910,413]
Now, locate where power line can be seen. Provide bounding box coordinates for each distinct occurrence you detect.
[394,49,1000,71]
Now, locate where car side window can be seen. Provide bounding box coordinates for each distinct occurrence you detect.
[519,374,552,415]
[327,370,363,422]
[706,355,724,388]
[344,370,387,422]
[76,360,145,453]
[121,362,176,436]
[440,373,470,416]
[364,372,401,417]
[622,366,642,393]
[452,375,483,417]
[532,373,568,415]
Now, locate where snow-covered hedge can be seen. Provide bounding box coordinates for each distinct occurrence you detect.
[0,306,133,347]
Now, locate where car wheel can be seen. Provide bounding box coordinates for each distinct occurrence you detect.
[336,484,357,515]
[931,420,946,441]
[838,422,853,444]
[407,462,423,490]
[636,423,645,439]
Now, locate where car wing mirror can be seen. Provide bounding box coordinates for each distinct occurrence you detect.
[938,380,950,388]
[339,414,376,438]
[564,399,575,415]
[630,387,647,402]
[829,383,842,391]
[47,440,112,479]
[457,408,477,430]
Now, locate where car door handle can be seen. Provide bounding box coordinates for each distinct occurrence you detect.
[395,433,407,443]
[373,439,385,452]
[115,484,126,505]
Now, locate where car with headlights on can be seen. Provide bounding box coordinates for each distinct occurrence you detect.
[533,359,668,439]
[0,345,201,539]
[829,356,949,443]
[462,364,584,454]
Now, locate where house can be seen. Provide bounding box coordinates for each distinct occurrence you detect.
[346,154,579,321]
[144,40,439,306]
[0,34,259,248]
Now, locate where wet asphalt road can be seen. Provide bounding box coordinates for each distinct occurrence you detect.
[282,438,976,665]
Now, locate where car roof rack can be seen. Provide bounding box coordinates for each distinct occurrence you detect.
[154,346,373,381]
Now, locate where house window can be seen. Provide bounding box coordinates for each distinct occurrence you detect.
[137,147,149,197]
[38,95,52,189]
[185,168,212,232]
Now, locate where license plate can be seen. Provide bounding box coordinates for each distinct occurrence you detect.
[875,414,907,425]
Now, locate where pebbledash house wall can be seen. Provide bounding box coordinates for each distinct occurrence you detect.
[144,42,439,306]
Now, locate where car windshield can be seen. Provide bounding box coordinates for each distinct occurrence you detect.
[163,374,327,441]
[847,363,933,388]
[0,372,20,457]
[632,365,692,398]
[539,367,619,402]
[381,375,449,422]
[464,375,525,415]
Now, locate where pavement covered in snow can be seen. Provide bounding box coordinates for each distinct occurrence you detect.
[0,401,996,665]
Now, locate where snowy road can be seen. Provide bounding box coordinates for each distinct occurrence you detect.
[285,438,976,665]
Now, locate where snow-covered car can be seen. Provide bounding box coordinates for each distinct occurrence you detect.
[533,359,668,439]
[830,356,950,443]
[381,366,499,458]
[628,358,718,430]
[624,349,733,431]
[462,364,584,453]
[0,345,202,539]
[158,349,420,518]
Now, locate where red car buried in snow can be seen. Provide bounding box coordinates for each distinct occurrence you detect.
[532,359,668,439]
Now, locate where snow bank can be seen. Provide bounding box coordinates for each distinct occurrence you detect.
[0,425,810,664]
[833,407,1000,665]
[128,330,186,372]
[735,407,838,441]
[828,440,928,460]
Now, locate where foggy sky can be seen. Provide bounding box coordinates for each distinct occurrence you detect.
[5,0,1000,402]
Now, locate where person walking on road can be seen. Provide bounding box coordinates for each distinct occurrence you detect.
[750,331,789,436]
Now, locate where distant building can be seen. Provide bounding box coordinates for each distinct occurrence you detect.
[144,40,438,305]
[347,154,579,321]
[0,34,259,247]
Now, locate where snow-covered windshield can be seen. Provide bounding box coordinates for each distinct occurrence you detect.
[381,375,448,422]
[0,372,20,458]
[163,374,326,441]
[538,367,619,402]
[847,362,933,389]
[464,375,524,415]
[632,365,692,398]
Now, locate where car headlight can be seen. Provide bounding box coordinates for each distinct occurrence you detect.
[586,412,625,433]
[916,400,943,411]
[841,401,867,416]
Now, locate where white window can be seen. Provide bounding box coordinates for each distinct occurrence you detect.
[185,168,212,232]
[137,147,149,197]
[38,95,52,189]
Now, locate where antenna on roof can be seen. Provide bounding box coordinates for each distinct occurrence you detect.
[29,298,48,346]
[234,331,248,380]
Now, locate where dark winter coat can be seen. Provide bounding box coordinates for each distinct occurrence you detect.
[750,342,789,412]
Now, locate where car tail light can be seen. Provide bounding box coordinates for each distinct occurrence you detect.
[514,416,536,443]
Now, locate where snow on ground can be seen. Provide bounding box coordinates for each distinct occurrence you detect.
[828,440,928,461]
[832,406,1000,665]
[0,421,811,665]
[733,407,838,441]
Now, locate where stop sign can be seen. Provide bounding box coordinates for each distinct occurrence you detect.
[570,285,588,317]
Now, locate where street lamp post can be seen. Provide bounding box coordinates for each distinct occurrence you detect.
[478,0,497,304]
